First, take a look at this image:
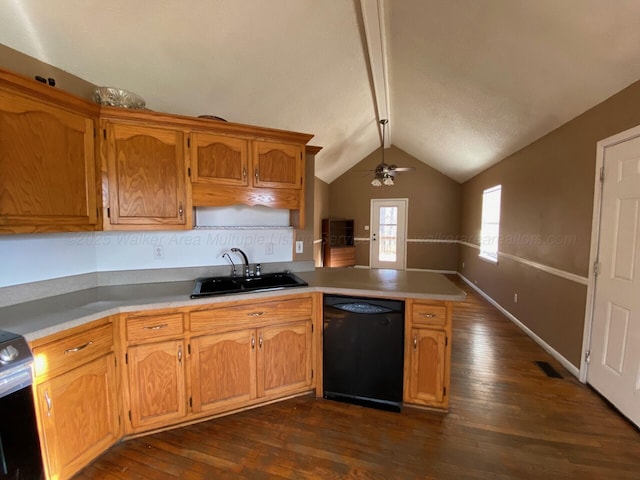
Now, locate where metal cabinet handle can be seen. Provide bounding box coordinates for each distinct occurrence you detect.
[177,346,182,364]
[251,336,256,350]
[413,335,418,351]
[259,335,263,349]
[420,313,437,318]
[248,311,265,317]
[255,169,259,181]
[44,390,52,416]
[64,341,93,354]
[179,202,184,218]
[243,167,247,178]
[143,323,168,331]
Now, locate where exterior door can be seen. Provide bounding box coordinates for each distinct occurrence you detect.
[370,198,408,270]
[587,129,640,427]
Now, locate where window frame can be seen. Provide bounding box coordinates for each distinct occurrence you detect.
[479,185,502,264]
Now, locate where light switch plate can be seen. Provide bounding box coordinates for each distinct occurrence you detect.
[295,241,303,253]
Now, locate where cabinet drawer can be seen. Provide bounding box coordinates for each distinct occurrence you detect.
[411,303,448,327]
[126,313,185,343]
[33,323,113,379]
[191,296,313,333]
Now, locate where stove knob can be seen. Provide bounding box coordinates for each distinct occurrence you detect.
[0,345,19,363]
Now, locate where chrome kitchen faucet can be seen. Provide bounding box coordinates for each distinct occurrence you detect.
[230,248,252,277]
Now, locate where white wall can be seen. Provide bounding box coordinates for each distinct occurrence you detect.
[0,233,97,287]
[0,228,293,288]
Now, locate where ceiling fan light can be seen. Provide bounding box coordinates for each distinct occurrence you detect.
[371,177,382,187]
[383,176,394,186]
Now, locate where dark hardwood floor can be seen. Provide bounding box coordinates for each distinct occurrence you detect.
[74,277,640,479]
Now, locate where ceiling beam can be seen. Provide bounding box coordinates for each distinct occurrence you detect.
[360,0,391,147]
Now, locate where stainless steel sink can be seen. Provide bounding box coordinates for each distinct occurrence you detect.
[190,271,308,298]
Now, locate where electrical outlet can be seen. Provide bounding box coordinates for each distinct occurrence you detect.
[514,293,518,303]
[364,225,369,231]
[153,246,164,260]
[265,242,274,255]
[295,241,303,254]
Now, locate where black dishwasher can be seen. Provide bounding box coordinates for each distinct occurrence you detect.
[323,294,404,412]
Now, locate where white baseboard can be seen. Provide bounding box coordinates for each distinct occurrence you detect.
[457,273,581,379]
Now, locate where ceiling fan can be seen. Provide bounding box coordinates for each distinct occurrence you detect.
[369,119,414,186]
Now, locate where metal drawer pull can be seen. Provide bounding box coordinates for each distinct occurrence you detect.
[259,335,263,348]
[44,390,52,416]
[143,323,169,330]
[248,312,265,317]
[420,313,437,318]
[64,341,93,354]
[413,335,418,351]
[251,336,256,349]
[178,346,182,364]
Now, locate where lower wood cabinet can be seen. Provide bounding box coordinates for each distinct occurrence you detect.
[190,320,313,415]
[31,319,120,480]
[259,321,312,398]
[126,340,187,431]
[404,300,452,410]
[35,355,119,480]
[122,295,315,434]
[28,291,454,479]
[190,329,256,414]
[406,328,447,405]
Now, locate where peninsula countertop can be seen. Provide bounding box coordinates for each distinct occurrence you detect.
[0,268,466,341]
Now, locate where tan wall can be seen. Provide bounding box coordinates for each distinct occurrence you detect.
[460,78,640,368]
[293,150,317,262]
[313,177,330,266]
[329,146,461,270]
[0,43,96,99]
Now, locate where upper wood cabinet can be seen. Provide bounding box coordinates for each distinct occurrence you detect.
[191,132,249,187]
[252,140,303,190]
[0,66,313,234]
[190,132,307,226]
[0,73,99,234]
[101,120,190,229]
[191,134,303,191]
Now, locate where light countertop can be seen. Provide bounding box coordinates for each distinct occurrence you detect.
[0,268,465,342]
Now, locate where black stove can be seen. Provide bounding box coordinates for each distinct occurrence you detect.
[0,330,34,398]
[0,329,44,479]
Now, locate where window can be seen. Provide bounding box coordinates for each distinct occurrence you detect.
[479,185,502,263]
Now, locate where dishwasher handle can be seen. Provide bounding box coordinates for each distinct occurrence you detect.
[330,302,393,314]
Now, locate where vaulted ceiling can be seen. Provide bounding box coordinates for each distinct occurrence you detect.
[2,0,640,184]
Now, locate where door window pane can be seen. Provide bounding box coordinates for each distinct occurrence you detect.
[379,207,398,262]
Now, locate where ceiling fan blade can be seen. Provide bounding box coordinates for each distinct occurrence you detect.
[391,167,415,172]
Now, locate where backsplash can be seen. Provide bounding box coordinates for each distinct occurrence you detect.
[0,228,294,288]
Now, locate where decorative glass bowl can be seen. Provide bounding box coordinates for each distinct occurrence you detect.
[93,86,146,109]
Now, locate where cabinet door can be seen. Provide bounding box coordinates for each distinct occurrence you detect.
[105,122,188,227]
[0,89,97,233]
[191,132,249,186]
[252,140,303,189]
[36,354,119,480]
[257,320,312,398]
[406,328,447,406]
[127,340,186,431]
[190,329,257,414]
